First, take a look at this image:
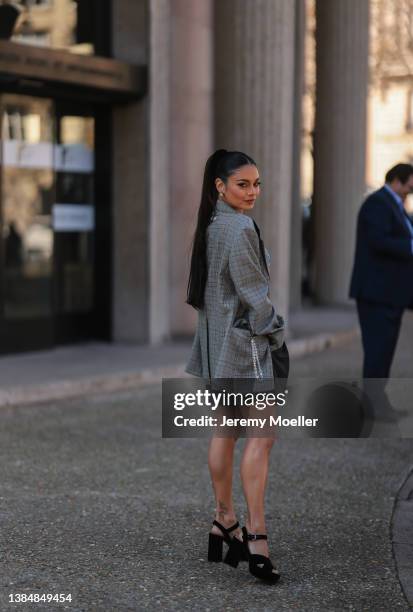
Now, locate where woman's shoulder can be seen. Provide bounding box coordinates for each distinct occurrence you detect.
[208,215,258,257]
[211,210,254,237]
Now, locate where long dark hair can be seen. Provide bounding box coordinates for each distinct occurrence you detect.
[186,149,257,310]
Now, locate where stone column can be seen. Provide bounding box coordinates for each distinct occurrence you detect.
[112,0,150,343]
[215,0,296,320]
[149,0,172,343]
[313,0,369,304]
[170,0,214,337]
[289,0,307,311]
[112,0,172,344]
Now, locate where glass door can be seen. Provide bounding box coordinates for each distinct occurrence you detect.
[0,94,110,354]
[53,103,96,343]
[0,94,55,352]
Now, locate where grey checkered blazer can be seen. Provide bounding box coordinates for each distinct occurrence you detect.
[185,199,285,380]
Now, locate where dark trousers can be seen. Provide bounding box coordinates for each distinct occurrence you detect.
[356,299,404,379]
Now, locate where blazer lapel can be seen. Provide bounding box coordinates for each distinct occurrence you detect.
[252,219,270,278]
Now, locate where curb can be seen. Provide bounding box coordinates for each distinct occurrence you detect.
[0,327,359,408]
[391,466,413,609]
[287,327,359,358]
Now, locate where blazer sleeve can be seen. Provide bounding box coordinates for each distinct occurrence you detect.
[228,224,284,348]
[362,199,413,260]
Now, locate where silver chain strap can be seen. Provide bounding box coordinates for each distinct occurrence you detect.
[250,337,264,380]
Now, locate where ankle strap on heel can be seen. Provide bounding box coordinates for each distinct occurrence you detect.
[212,520,239,538]
[242,526,268,541]
[246,533,268,541]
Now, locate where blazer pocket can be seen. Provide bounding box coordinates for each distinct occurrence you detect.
[229,326,270,378]
[231,325,251,337]
[232,316,250,332]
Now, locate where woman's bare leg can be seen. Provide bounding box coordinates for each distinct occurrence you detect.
[208,436,242,538]
[240,437,275,556]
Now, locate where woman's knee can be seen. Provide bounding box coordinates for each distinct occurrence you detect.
[245,437,275,457]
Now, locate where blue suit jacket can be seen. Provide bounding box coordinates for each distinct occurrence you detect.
[349,187,413,308]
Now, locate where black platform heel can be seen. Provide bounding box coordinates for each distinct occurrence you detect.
[242,526,280,583]
[208,520,247,565]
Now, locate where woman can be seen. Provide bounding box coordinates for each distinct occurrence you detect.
[185,149,289,583]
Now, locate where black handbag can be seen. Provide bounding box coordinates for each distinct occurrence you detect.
[271,342,290,383]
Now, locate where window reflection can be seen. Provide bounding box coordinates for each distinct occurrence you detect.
[2,0,99,56]
[54,113,95,314]
[1,95,54,319]
[1,96,97,320]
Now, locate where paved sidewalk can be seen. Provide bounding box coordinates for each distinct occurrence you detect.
[0,307,358,407]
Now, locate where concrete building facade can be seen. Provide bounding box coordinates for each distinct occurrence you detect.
[1,0,411,354]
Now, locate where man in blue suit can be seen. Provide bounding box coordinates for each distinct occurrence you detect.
[349,164,413,407]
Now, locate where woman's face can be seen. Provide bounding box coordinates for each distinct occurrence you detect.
[215,164,261,213]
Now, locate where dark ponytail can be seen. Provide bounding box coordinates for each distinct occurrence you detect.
[186,149,257,310]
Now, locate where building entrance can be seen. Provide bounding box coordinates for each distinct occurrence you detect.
[0,93,110,353]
